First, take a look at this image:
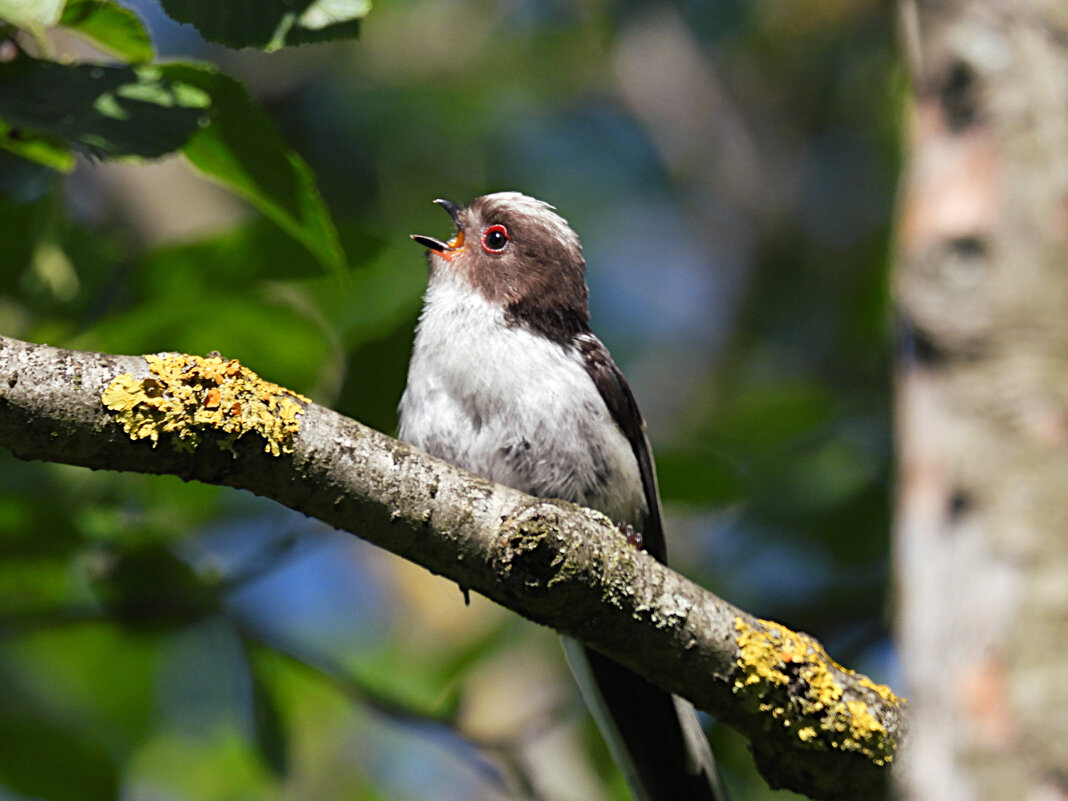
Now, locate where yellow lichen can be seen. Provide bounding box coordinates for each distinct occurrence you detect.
[732,616,905,766]
[102,353,309,456]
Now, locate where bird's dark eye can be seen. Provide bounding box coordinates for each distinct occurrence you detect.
[480,224,510,253]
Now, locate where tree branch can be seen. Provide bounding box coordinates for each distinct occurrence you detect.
[0,335,907,800]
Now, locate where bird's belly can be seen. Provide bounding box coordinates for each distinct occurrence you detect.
[399,331,645,526]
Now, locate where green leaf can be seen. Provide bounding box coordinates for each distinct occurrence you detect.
[0,58,209,160]
[279,0,370,47]
[0,672,120,801]
[89,542,222,631]
[656,447,747,507]
[126,730,278,801]
[0,0,64,29]
[137,216,330,286]
[157,0,369,50]
[0,118,74,171]
[81,275,335,394]
[161,64,346,277]
[60,0,155,63]
[706,380,835,455]
[0,156,61,286]
[4,622,160,754]
[310,240,423,345]
[248,653,289,777]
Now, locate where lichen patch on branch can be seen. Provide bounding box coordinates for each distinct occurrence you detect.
[101,353,309,456]
[732,617,904,766]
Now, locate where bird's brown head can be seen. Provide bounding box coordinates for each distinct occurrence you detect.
[411,192,591,340]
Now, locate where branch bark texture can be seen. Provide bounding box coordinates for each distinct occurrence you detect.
[0,335,906,800]
[894,2,1068,799]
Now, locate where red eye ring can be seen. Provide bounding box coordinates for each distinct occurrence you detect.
[480,224,510,253]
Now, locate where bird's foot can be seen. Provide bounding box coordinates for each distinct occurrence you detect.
[618,522,644,550]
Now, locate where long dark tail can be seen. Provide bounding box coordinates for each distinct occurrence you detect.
[563,638,729,801]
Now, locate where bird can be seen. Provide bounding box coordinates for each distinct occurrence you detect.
[398,191,727,801]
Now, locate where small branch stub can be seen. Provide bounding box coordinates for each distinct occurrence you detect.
[733,617,905,767]
[101,353,309,455]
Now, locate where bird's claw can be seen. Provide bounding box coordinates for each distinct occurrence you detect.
[618,522,644,550]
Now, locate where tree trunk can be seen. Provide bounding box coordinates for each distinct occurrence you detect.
[894,1,1068,799]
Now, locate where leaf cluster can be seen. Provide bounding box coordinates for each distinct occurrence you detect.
[0,0,366,274]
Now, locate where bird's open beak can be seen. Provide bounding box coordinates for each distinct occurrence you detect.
[411,198,465,254]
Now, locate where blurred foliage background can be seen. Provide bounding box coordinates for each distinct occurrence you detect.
[0,1,903,799]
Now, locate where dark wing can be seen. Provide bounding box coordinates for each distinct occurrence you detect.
[572,334,728,801]
[575,332,667,563]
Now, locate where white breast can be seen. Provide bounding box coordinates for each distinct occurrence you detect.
[398,273,646,526]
